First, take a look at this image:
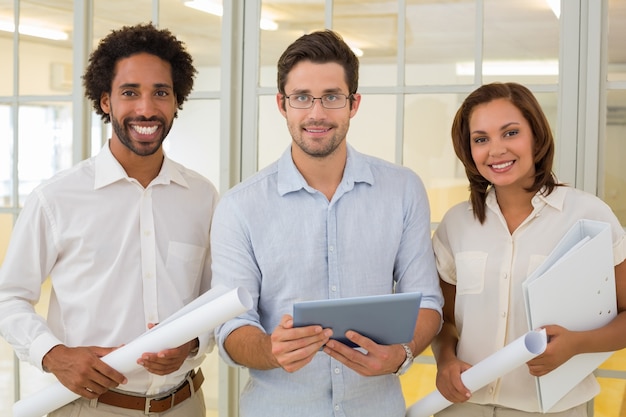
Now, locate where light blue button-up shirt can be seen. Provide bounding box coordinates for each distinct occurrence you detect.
[212,144,443,417]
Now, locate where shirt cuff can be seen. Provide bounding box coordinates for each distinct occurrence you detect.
[30,332,64,372]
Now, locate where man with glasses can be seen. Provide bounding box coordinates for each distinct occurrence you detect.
[211,29,443,417]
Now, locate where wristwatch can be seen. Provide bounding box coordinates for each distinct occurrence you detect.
[188,338,200,357]
[393,343,414,376]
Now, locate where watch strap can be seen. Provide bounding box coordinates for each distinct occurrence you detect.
[393,343,414,376]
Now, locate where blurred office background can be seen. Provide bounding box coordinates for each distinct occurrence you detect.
[0,0,625,416]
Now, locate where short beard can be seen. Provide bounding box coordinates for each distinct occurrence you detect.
[111,115,171,157]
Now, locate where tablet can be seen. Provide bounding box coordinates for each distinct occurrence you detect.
[293,292,422,348]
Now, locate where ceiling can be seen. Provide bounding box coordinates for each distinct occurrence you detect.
[2,0,625,71]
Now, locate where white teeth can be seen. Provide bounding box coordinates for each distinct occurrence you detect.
[132,125,158,135]
[492,161,513,169]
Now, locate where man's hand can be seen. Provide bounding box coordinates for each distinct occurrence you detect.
[435,356,472,403]
[271,314,332,373]
[137,323,198,375]
[322,331,409,376]
[42,345,127,399]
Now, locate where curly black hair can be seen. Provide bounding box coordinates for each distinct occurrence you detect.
[83,22,197,123]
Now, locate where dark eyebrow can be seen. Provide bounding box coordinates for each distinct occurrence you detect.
[500,122,521,129]
[119,83,140,89]
[118,83,173,90]
[470,122,521,136]
[288,88,344,95]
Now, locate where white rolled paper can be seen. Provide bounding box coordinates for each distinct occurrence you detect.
[13,286,252,417]
[406,329,547,417]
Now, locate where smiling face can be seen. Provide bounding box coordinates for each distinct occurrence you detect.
[277,60,360,160]
[100,52,177,158]
[469,98,536,190]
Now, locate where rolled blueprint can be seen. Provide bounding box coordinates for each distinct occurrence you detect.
[13,286,252,417]
[406,329,547,417]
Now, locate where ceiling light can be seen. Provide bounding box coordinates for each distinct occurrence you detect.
[260,18,278,31]
[184,0,222,15]
[184,0,278,31]
[0,21,68,41]
[456,60,559,76]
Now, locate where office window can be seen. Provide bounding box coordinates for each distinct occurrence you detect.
[483,0,559,85]
[0,16,13,96]
[0,105,12,207]
[601,0,626,224]
[0,212,13,413]
[18,104,73,203]
[405,0,476,86]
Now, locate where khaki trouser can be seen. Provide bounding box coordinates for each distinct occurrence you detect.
[435,402,588,417]
[48,387,205,417]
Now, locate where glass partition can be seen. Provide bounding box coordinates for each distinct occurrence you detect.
[603,0,626,224]
[17,103,73,206]
[16,2,72,96]
[0,105,13,208]
[259,1,325,88]
[0,213,13,411]
[165,99,222,186]
[405,0,476,86]
[160,1,222,92]
[607,0,626,83]
[0,0,13,96]
[483,0,559,85]
[602,90,626,224]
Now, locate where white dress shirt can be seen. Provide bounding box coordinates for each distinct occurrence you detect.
[0,141,218,395]
[433,186,626,412]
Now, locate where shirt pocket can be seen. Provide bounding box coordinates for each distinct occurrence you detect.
[454,251,487,295]
[166,241,207,300]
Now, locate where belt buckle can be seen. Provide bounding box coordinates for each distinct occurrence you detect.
[143,371,192,414]
[144,392,176,415]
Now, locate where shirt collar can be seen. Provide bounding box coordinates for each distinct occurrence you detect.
[485,184,567,212]
[94,141,189,190]
[531,185,567,210]
[276,143,374,196]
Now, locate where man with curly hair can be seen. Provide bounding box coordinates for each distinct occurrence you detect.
[0,23,217,416]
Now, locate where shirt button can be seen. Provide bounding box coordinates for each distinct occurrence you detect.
[503,274,508,280]
[143,230,152,236]
[502,312,507,318]
[329,246,334,252]
[334,405,340,411]
[331,286,337,292]
[334,368,340,374]
[489,386,494,394]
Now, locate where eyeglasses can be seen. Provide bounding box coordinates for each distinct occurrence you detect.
[284,93,351,109]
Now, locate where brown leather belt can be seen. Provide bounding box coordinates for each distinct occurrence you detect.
[97,369,204,414]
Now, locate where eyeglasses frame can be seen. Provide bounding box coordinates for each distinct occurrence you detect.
[283,93,354,109]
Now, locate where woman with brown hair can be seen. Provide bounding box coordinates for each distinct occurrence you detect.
[431,82,626,416]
